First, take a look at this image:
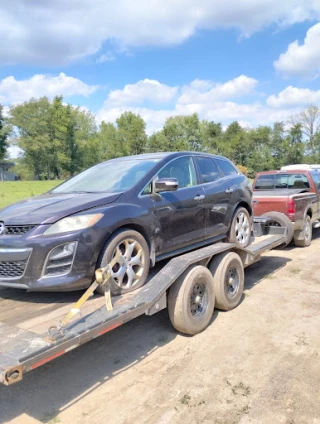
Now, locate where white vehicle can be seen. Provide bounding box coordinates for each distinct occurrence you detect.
[281,164,320,172]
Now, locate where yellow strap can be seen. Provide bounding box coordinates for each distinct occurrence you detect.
[58,251,120,328]
[60,280,99,327]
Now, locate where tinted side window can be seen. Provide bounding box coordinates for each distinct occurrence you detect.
[215,158,238,177]
[311,173,320,190]
[254,175,275,190]
[274,174,288,188]
[158,156,196,188]
[287,174,310,189]
[195,157,221,184]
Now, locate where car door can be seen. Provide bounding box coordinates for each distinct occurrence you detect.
[213,157,243,228]
[193,156,231,238]
[152,156,206,255]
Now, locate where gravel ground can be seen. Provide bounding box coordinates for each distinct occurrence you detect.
[1,231,320,424]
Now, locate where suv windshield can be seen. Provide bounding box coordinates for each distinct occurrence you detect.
[52,159,160,194]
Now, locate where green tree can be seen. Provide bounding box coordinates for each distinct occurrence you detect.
[9,97,52,179]
[0,105,9,160]
[293,105,320,154]
[162,113,201,151]
[270,122,286,169]
[116,112,147,155]
[247,126,274,173]
[9,97,97,179]
[148,131,171,152]
[200,121,223,154]
[221,121,251,166]
[283,124,304,165]
[67,107,97,173]
[47,95,69,179]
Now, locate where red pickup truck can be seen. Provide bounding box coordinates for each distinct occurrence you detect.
[252,170,320,247]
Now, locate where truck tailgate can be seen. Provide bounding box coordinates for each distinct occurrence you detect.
[253,190,291,216]
[253,190,316,219]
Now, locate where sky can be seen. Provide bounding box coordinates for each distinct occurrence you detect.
[1,1,320,157]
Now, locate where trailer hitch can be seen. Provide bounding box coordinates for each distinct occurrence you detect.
[47,252,120,342]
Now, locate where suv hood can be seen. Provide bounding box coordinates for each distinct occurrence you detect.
[0,192,122,225]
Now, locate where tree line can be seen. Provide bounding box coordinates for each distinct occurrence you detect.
[1,96,320,179]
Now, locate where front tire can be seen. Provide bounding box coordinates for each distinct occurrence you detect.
[97,229,150,295]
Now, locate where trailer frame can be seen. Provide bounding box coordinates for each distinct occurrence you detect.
[0,219,287,385]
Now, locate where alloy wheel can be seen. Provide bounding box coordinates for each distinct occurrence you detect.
[235,212,250,245]
[111,238,145,289]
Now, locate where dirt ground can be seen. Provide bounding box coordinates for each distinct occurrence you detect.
[1,232,320,424]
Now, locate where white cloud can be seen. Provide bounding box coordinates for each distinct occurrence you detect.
[106,79,178,106]
[267,86,320,108]
[97,76,305,133]
[7,145,23,159]
[96,53,115,63]
[274,22,320,79]
[1,1,320,64]
[178,75,258,104]
[0,73,98,104]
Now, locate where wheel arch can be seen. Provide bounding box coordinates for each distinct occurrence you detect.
[99,223,156,267]
[236,200,252,216]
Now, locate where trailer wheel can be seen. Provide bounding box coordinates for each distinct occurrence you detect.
[294,215,312,247]
[97,229,150,295]
[209,252,244,311]
[261,211,294,246]
[168,265,215,336]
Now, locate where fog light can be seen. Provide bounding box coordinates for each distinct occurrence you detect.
[43,242,77,277]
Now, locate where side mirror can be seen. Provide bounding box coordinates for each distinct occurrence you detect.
[154,178,178,193]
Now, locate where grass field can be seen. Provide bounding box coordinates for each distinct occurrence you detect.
[0,181,63,209]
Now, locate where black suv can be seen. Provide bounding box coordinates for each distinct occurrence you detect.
[0,152,252,294]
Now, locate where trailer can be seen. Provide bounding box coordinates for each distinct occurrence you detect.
[0,218,287,385]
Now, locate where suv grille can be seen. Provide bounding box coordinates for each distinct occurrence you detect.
[0,260,28,278]
[4,225,36,236]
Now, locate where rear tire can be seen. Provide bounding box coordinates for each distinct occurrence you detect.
[294,215,312,247]
[97,229,150,295]
[227,207,251,248]
[209,252,244,311]
[261,211,294,246]
[168,265,215,336]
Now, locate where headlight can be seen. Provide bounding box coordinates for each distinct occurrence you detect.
[43,213,103,235]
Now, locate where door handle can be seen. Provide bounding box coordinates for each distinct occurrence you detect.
[225,188,233,194]
[194,194,205,200]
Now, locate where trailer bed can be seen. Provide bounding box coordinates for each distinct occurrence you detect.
[0,229,286,385]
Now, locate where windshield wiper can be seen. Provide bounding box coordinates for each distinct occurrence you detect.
[67,190,99,194]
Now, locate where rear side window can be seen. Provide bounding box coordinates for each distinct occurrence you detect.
[215,158,238,177]
[254,175,275,190]
[287,174,310,189]
[195,157,221,183]
[311,173,320,190]
[255,173,310,190]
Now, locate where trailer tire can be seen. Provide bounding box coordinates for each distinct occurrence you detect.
[261,211,293,246]
[294,215,312,247]
[97,229,150,295]
[209,252,244,311]
[227,207,251,248]
[168,265,215,336]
